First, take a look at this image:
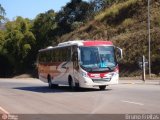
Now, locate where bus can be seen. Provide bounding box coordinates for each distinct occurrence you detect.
[37,40,122,90]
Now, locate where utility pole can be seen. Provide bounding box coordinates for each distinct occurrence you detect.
[148,0,151,78]
[142,55,146,81]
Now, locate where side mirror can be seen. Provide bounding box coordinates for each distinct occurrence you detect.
[116,47,123,61]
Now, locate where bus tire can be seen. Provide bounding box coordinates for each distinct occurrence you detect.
[99,85,106,90]
[75,82,80,90]
[68,76,74,90]
[48,75,53,89]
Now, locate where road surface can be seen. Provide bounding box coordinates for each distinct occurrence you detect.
[0,78,160,119]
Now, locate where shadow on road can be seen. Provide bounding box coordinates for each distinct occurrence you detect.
[13,86,112,93]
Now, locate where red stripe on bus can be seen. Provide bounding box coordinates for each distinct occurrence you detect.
[83,41,113,46]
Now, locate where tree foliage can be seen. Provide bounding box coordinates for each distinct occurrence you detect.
[56,0,92,31]
[0,4,6,24]
[90,0,106,12]
[3,17,35,72]
[90,0,129,14]
[33,10,57,50]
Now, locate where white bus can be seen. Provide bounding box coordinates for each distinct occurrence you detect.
[37,40,122,90]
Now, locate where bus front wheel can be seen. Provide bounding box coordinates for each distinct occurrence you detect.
[99,85,106,90]
[48,75,58,89]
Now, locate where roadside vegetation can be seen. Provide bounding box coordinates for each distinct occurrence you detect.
[0,0,160,77]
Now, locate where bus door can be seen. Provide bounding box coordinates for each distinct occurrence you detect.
[72,46,79,85]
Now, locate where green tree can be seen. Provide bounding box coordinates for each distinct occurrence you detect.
[90,0,106,12]
[90,0,127,13]
[4,17,35,72]
[33,10,57,50]
[0,30,5,52]
[56,0,92,31]
[0,29,14,77]
[0,4,9,76]
[0,4,6,24]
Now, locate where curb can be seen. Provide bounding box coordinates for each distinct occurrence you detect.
[119,80,160,85]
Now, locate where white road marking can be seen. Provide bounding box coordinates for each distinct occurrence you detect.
[0,106,9,114]
[121,100,144,106]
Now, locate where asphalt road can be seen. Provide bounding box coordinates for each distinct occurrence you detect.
[0,78,160,119]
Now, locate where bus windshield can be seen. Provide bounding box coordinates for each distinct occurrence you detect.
[80,46,117,72]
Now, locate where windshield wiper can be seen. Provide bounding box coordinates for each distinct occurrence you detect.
[106,67,111,71]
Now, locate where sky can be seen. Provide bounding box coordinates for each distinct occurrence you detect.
[0,0,89,20]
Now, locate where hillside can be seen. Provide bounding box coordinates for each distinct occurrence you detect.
[56,0,160,77]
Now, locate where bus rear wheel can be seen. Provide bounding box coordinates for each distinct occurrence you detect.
[68,76,74,90]
[99,85,106,90]
[48,75,58,88]
[48,79,53,88]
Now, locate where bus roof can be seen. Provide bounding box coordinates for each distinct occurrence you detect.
[39,40,113,52]
[58,40,113,46]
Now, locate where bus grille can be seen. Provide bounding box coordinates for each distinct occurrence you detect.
[92,78,111,82]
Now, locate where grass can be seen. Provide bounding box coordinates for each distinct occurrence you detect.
[95,0,139,22]
[122,18,136,27]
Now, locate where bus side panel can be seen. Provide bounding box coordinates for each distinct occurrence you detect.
[38,64,49,83]
[38,62,62,83]
[52,61,73,85]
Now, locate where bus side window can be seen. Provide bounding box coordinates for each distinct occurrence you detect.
[72,46,79,70]
[51,50,55,63]
[55,49,59,62]
[68,47,71,61]
[62,47,67,61]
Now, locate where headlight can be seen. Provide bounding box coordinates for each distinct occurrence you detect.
[81,71,88,77]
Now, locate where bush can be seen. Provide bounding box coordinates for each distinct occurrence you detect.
[122,18,136,27]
